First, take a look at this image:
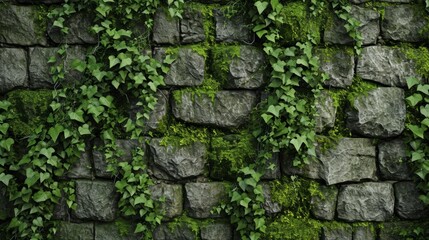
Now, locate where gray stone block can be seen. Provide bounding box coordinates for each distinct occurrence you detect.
[150,183,183,218]
[356,46,418,87]
[337,182,394,222]
[227,46,266,89]
[165,48,205,86]
[66,151,93,179]
[378,139,413,180]
[152,8,180,44]
[201,223,232,240]
[214,9,252,43]
[181,8,205,43]
[353,226,375,240]
[172,90,258,128]
[322,225,352,240]
[262,183,282,215]
[94,222,144,240]
[55,222,94,240]
[318,48,355,88]
[316,91,336,133]
[347,87,406,138]
[185,182,227,218]
[382,5,428,42]
[0,5,47,46]
[73,180,118,221]
[394,181,429,220]
[261,153,281,180]
[153,223,197,240]
[0,48,28,93]
[48,11,96,44]
[149,138,207,180]
[130,90,169,132]
[311,185,338,220]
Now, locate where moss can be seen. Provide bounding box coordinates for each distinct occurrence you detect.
[211,45,241,86]
[33,5,48,41]
[402,45,429,80]
[160,120,219,147]
[347,77,378,107]
[7,90,52,137]
[264,212,322,240]
[316,46,354,64]
[172,75,221,105]
[167,215,214,239]
[114,219,133,236]
[186,2,218,45]
[363,1,391,20]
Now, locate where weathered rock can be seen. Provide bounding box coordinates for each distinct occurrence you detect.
[153,8,180,44]
[322,225,352,240]
[149,138,206,180]
[318,48,355,88]
[378,139,412,180]
[130,90,169,132]
[150,183,183,218]
[201,223,232,240]
[394,181,429,219]
[214,9,252,43]
[347,87,406,138]
[311,185,338,220]
[29,46,86,88]
[282,152,322,180]
[262,153,281,180]
[337,182,395,222]
[66,151,93,179]
[55,222,94,240]
[172,91,257,128]
[324,6,379,45]
[0,185,12,220]
[356,46,418,87]
[53,194,69,220]
[181,8,205,43]
[379,221,429,240]
[48,11,96,44]
[0,48,27,93]
[227,46,266,89]
[262,183,282,215]
[165,48,205,86]
[382,5,428,42]
[0,5,47,45]
[353,226,375,240]
[95,222,144,240]
[316,91,336,133]
[185,182,227,218]
[153,223,196,240]
[73,180,118,221]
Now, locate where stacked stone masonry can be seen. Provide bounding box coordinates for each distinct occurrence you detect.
[0,0,429,239]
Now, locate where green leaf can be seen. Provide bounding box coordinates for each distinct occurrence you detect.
[255,1,269,14]
[406,94,423,107]
[239,197,251,208]
[33,191,49,203]
[407,77,421,89]
[99,96,113,108]
[0,173,13,186]
[40,147,55,159]
[48,124,64,142]
[420,104,429,117]
[108,55,120,68]
[290,137,305,151]
[0,138,14,151]
[71,59,86,72]
[120,57,132,68]
[407,124,427,139]
[0,123,9,135]
[417,84,429,95]
[68,110,85,123]
[267,105,281,117]
[78,124,91,135]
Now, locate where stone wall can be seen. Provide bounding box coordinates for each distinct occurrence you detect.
[0,0,429,239]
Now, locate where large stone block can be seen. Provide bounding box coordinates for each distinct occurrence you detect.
[324,6,379,45]
[322,225,352,240]
[149,138,206,180]
[152,8,180,44]
[0,48,28,93]
[150,183,183,218]
[337,182,394,222]
[185,182,227,218]
[318,48,355,88]
[0,5,47,45]
[315,91,336,133]
[73,180,118,221]
[311,185,338,220]
[201,223,232,240]
[214,9,252,43]
[94,222,144,240]
[378,139,412,180]
[55,222,94,240]
[181,7,205,43]
[66,151,93,179]
[347,87,406,138]
[394,181,429,220]
[153,223,197,240]
[356,46,418,87]
[165,48,205,86]
[172,90,258,128]
[48,11,96,44]
[382,5,428,42]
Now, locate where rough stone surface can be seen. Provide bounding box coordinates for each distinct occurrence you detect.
[353,226,375,240]
[29,46,86,88]
[262,183,282,215]
[347,87,406,138]
[48,11,96,44]
[318,48,355,88]
[378,139,412,180]
[165,48,205,86]
[150,183,183,218]
[153,223,196,240]
[311,185,338,220]
[73,180,118,221]
[282,152,322,180]
[0,48,28,93]
[337,182,395,222]
[153,8,180,44]
[181,8,205,43]
[379,221,429,240]
[214,9,253,43]
[324,6,379,45]
[95,223,144,240]
[356,46,418,87]
[322,225,352,240]
[316,91,336,133]
[130,90,169,132]
[382,5,428,42]
[56,222,94,240]
[201,223,232,240]
[149,138,207,180]
[185,182,227,218]
[66,151,92,179]
[0,5,47,45]
[172,91,258,128]
[262,153,281,180]
[394,181,429,220]
[227,46,266,89]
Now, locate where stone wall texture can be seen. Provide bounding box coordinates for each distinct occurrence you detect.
[0,0,428,239]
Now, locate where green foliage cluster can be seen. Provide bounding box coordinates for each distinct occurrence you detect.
[403,45,429,79]
[211,45,241,85]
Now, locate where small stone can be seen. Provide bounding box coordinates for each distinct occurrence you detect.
[55,222,94,240]
[0,48,28,93]
[318,48,355,88]
[311,185,338,220]
[153,223,196,240]
[378,139,413,180]
[150,183,183,218]
[152,8,180,44]
[185,182,227,218]
[347,87,406,138]
[282,152,322,180]
[353,226,375,240]
[214,9,252,43]
[227,46,266,89]
[181,8,205,43]
[165,48,205,86]
[73,180,118,221]
[262,183,282,215]
[94,222,144,240]
[337,182,394,222]
[316,91,336,133]
[149,138,207,180]
[66,151,92,179]
[322,225,352,240]
[201,223,232,240]
[394,181,429,220]
[48,11,96,44]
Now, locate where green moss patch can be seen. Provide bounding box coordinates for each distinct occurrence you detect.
[402,45,429,80]
[211,45,241,86]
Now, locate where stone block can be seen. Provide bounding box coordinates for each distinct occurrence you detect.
[379,221,429,240]
[378,139,412,180]
[316,91,336,133]
[201,223,232,240]
[48,11,96,44]
[337,182,394,222]
[311,185,338,220]
[262,183,282,215]
[185,182,227,218]
[153,223,197,240]
[66,151,93,179]
[152,8,180,44]
[164,48,205,86]
[0,48,28,93]
[394,181,429,219]
[0,5,47,45]
[172,90,258,128]
[318,48,355,88]
[130,90,169,132]
[55,222,94,240]
[353,226,375,240]
[94,222,144,240]
[262,153,281,180]
[73,180,118,221]
[181,7,205,43]
[356,46,418,87]
[148,138,206,180]
[382,5,428,43]
[322,225,352,240]
[347,87,406,138]
[214,9,252,43]
[150,183,183,218]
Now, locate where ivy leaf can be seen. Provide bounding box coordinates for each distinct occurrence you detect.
[40,147,55,159]
[417,84,429,95]
[420,104,429,117]
[406,94,423,107]
[255,1,269,14]
[39,172,50,183]
[99,96,113,108]
[108,55,120,68]
[33,191,49,203]
[134,195,146,205]
[48,124,64,142]
[267,105,281,117]
[78,124,91,135]
[290,137,305,151]
[0,123,9,135]
[68,110,85,123]
[254,217,266,230]
[120,57,132,68]
[407,124,427,139]
[239,197,251,208]
[0,138,14,151]
[0,173,13,186]
[406,77,421,89]
[71,59,86,73]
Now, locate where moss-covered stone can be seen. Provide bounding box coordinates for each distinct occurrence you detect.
[211,45,241,86]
